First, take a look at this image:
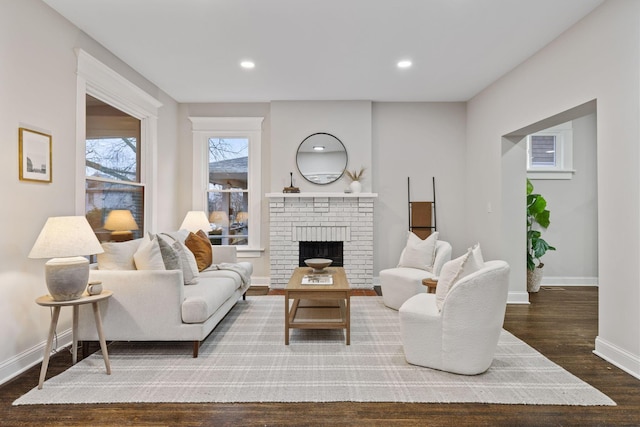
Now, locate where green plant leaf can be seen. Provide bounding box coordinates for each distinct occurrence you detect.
[534,209,551,229]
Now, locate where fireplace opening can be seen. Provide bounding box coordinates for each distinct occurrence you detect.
[299,241,344,267]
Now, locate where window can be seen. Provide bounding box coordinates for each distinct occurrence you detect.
[75,49,162,239]
[189,117,264,256]
[85,95,144,241]
[208,138,249,246]
[526,121,574,180]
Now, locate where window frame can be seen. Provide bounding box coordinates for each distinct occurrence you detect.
[75,49,162,231]
[526,121,575,180]
[189,117,264,257]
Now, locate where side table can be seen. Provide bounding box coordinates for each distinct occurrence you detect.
[422,278,438,294]
[35,290,113,389]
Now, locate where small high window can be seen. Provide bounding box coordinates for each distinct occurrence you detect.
[527,121,574,180]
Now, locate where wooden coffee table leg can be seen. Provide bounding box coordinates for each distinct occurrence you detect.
[284,292,290,345]
[346,294,350,345]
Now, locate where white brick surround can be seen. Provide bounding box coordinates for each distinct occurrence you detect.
[267,193,377,289]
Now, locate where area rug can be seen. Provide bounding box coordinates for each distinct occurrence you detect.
[14,296,615,406]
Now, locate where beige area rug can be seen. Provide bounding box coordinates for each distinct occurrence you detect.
[14,296,615,406]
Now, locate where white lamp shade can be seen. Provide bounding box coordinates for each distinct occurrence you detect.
[180,211,212,233]
[209,211,229,227]
[29,216,104,259]
[236,212,249,223]
[104,209,139,232]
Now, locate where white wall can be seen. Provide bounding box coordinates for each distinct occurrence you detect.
[372,103,468,273]
[270,101,373,193]
[466,0,640,377]
[532,113,598,284]
[0,0,179,384]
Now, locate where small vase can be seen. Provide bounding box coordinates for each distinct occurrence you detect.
[349,180,362,193]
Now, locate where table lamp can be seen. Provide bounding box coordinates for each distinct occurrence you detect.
[209,211,229,228]
[29,216,104,301]
[235,211,249,224]
[104,209,138,241]
[180,211,212,233]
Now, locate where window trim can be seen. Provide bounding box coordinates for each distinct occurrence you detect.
[526,122,575,180]
[75,49,162,231]
[189,117,264,257]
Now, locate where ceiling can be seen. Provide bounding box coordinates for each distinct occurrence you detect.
[43,0,603,103]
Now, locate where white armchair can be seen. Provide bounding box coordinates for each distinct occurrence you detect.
[398,260,510,375]
[380,240,452,310]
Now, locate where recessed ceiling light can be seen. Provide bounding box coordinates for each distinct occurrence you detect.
[313,145,325,151]
[240,61,255,69]
[397,60,412,69]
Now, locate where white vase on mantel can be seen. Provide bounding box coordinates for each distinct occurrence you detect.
[349,180,362,194]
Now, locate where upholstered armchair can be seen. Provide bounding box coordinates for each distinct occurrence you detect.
[380,238,452,310]
[398,260,510,375]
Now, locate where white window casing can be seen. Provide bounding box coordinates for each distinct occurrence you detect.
[526,121,575,180]
[189,117,264,257]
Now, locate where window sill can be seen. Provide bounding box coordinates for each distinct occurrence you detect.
[527,169,575,180]
[237,247,265,258]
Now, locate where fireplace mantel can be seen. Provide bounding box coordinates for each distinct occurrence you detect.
[266,192,378,198]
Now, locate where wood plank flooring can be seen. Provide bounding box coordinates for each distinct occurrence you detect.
[1,287,639,426]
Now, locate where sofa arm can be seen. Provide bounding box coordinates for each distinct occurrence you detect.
[77,269,186,341]
[212,245,237,264]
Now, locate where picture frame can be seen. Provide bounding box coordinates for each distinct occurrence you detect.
[19,127,52,183]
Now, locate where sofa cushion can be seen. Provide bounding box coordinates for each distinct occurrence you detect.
[181,277,238,323]
[397,231,439,272]
[185,230,212,271]
[97,238,142,270]
[157,237,182,270]
[201,261,253,289]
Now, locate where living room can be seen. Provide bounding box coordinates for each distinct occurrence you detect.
[1,0,640,424]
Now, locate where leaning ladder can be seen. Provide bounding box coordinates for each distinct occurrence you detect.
[407,176,437,238]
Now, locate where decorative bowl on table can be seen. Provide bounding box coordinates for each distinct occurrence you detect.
[304,258,333,273]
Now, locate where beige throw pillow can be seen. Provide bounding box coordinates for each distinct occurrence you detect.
[435,244,485,311]
[133,234,166,270]
[397,231,439,272]
[158,233,200,285]
[97,238,143,270]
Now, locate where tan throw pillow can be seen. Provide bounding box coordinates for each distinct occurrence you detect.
[185,231,212,272]
[397,231,439,272]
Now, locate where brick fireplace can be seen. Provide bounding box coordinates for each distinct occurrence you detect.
[267,193,377,289]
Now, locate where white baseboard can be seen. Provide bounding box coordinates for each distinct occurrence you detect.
[507,291,530,304]
[594,336,640,380]
[0,329,72,387]
[541,276,598,286]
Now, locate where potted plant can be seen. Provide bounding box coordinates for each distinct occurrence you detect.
[527,179,555,292]
[345,167,365,193]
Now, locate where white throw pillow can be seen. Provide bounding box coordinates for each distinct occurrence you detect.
[397,231,439,272]
[133,235,166,270]
[97,238,143,270]
[435,244,485,311]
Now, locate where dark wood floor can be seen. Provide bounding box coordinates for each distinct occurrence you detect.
[1,287,639,426]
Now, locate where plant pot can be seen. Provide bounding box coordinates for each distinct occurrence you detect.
[527,265,544,293]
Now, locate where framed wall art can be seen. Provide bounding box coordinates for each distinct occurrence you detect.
[19,127,52,183]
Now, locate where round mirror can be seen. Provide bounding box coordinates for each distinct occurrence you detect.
[296,133,348,185]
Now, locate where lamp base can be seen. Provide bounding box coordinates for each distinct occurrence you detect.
[45,257,90,301]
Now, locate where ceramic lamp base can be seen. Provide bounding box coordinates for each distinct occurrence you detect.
[45,256,90,301]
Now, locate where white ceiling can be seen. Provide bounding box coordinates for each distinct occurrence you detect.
[43,0,603,103]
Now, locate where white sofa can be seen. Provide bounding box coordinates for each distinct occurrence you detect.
[380,240,452,310]
[77,245,251,357]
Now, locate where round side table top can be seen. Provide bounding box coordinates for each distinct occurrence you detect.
[421,278,438,293]
[36,290,113,307]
